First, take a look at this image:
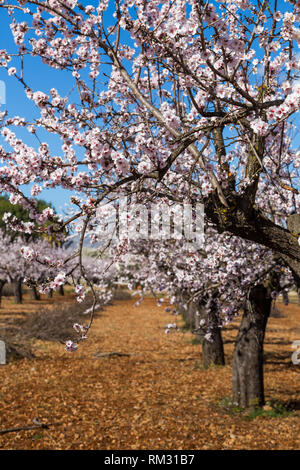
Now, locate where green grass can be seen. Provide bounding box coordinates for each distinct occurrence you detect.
[219,396,244,415]
[190,335,202,345]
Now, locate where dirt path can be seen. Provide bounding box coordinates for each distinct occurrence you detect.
[0,296,299,450]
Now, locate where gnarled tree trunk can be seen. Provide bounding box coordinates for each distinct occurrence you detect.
[176,290,225,368]
[194,301,225,369]
[13,279,23,304]
[232,284,272,408]
[175,289,194,329]
[58,285,64,296]
[47,289,53,298]
[30,286,40,300]
[0,279,7,307]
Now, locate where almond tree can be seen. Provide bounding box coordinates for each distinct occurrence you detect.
[0,1,299,407]
[116,222,294,406]
[0,231,73,302]
[0,233,30,303]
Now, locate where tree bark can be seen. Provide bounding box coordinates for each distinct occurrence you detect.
[232,284,272,408]
[204,193,300,265]
[182,297,196,330]
[175,290,194,328]
[194,302,225,369]
[175,291,225,368]
[13,279,23,304]
[47,289,53,298]
[58,285,64,296]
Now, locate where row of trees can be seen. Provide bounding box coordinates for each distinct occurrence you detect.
[0,193,117,305]
[0,194,69,302]
[0,228,118,305]
[0,198,295,408]
[0,0,299,409]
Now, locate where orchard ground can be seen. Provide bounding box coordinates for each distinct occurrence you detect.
[0,289,299,450]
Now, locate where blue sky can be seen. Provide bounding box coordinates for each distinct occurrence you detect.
[0,3,94,215]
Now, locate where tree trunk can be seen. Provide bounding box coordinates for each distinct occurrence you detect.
[176,291,225,368]
[201,328,225,370]
[183,298,196,329]
[175,290,194,328]
[13,279,23,304]
[47,289,53,298]
[58,285,64,296]
[232,284,272,408]
[194,303,225,369]
[0,279,7,307]
[30,286,40,300]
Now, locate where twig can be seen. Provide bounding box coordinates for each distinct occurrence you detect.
[94,351,132,358]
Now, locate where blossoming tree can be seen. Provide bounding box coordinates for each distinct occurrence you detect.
[116,224,294,407]
[0,0,298,261]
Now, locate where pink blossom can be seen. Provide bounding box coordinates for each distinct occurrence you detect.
[250,118,269,136]
[65,340,78,352]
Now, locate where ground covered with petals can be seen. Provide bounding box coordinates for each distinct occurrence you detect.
[0,292,299,450]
